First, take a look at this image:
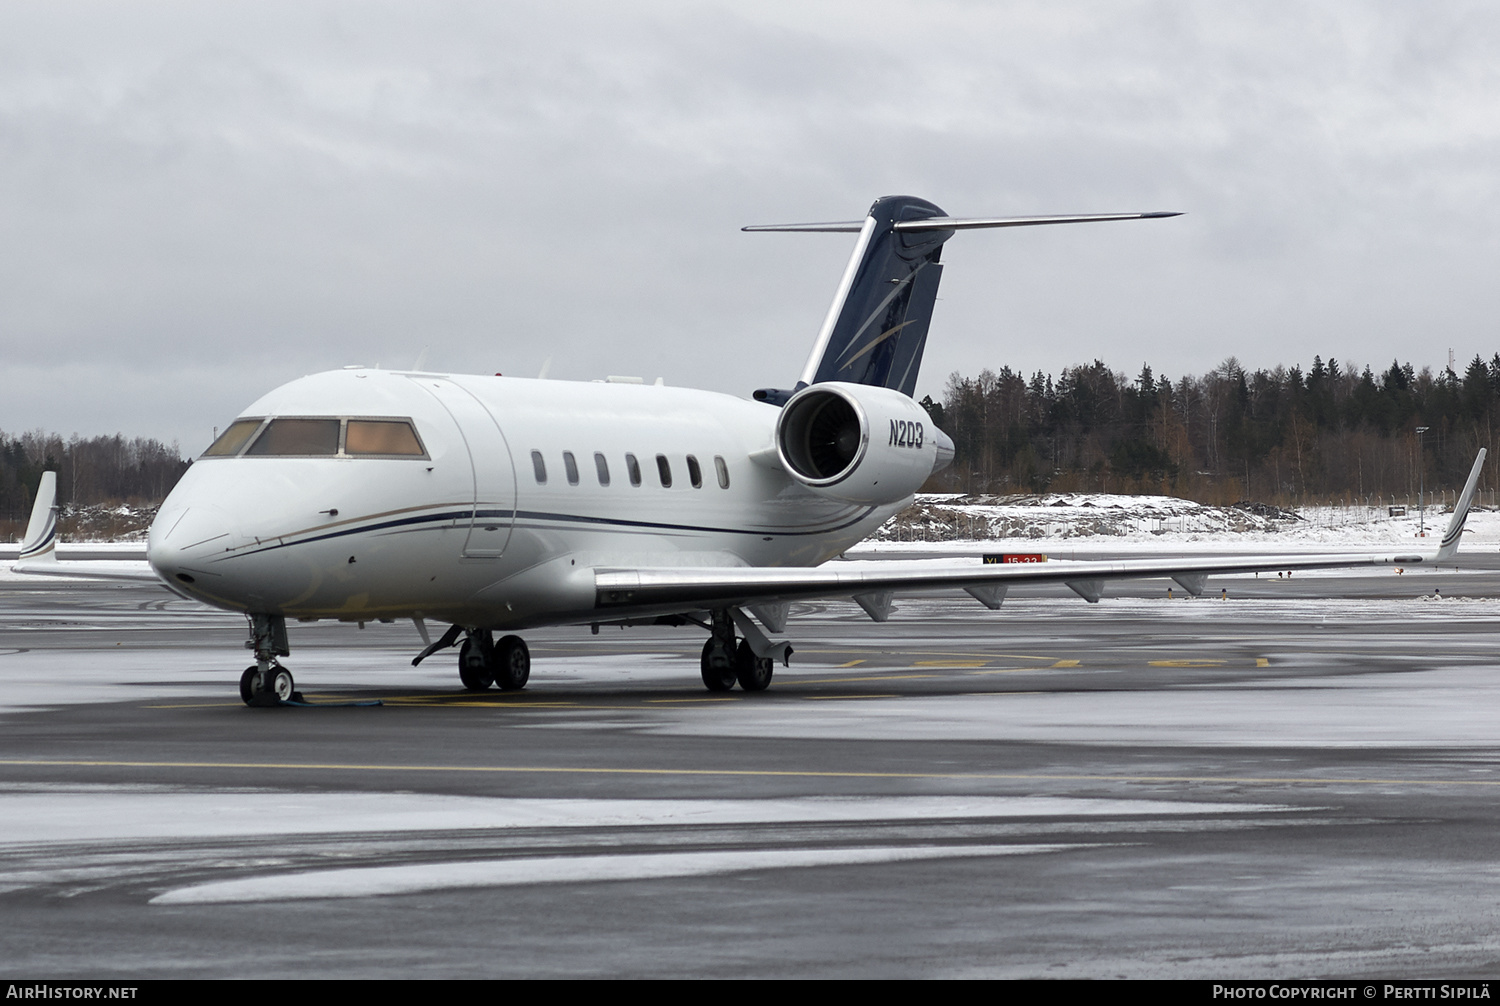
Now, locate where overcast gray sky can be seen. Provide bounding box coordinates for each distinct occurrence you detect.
[2,1,1497,452]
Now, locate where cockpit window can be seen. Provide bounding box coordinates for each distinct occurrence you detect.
[246,419,341,456]
[203,416,429,459]
[202,419,264,457]
[345,420,424,456]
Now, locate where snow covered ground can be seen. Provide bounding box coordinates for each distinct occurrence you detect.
[863,494,1500,554]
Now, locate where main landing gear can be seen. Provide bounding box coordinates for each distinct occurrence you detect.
[700,608,780,693]
[409,624,531,693]
[458,629,530,692]
[240,613,298,707]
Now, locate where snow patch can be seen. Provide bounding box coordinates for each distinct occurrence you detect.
[150,843,1070,904]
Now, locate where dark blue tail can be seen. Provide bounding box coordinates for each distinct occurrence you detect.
[745,197,1180,404]
[799,195,951,398]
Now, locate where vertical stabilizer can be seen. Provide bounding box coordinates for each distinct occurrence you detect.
[798,195,952,397]
[18,472,58,565]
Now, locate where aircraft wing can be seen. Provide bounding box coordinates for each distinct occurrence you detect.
[595,450,1486,619]
[10,558,160,583]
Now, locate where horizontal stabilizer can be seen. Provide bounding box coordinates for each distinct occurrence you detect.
[743,211,1181,233]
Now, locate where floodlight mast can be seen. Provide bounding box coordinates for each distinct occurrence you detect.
[1416,426,1431,536]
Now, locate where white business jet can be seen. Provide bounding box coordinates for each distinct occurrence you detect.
[14,196,1487,705]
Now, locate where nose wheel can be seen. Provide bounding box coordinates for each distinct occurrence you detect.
[240,664,296,706]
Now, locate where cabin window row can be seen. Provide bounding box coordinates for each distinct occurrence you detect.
[530,451,730,490]
[202,417,427,459]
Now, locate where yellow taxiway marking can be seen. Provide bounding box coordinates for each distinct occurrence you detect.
[912,660,990,668]
[647,697,742,704]
[797,649,1053,663]
[1257,658,1271,667]
[387,700,579,708]
[837,660,867,668]
[788,673,942,685]
[147,702,253,709]
[1148,660,1227,668]
[1052,659,1081,668]
[5,757,1500,789]
[801,694,899,701]
[969,667,1045,676]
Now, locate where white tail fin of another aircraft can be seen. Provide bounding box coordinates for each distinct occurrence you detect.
[12,472,157,582]
[17,471,58,565]
[1436,448,1486,561]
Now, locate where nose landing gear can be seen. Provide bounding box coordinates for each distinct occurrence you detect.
[241,613,297,707]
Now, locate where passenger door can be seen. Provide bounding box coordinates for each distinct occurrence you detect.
[410,376,516,558]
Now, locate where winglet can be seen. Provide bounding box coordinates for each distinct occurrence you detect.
[1436,449,1486,561]
[16,472,59,566]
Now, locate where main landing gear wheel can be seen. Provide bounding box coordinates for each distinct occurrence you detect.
[700,638,737,692]
[240,665,296,706]
[458,637,495,691]
[734,639,774,692]
[494,635,530,691]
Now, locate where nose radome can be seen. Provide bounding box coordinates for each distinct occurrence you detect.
[147,504,239,581]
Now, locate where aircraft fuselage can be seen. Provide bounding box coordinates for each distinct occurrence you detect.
[147,369,908,628]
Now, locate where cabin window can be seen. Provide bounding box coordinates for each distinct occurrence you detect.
[656,454,672,488]
[715,455,730,489]
[626,453,642,487]
[202,419,263,458]
[594,452,610,486]
[563,451,580,486]
[531,450,547,484]
[686,455,703,488]
[345,419,424,456]
[246,418,340,456]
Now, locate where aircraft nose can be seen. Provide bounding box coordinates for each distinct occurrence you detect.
[147,504,240,586]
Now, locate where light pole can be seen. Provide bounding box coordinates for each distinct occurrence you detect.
[1416,426,1430,536]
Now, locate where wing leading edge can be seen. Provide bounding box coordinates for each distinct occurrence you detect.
[594,450,1486,618]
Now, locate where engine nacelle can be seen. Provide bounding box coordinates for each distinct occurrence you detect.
[775,382,951,505]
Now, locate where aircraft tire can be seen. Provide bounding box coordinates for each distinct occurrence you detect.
[267,666,295,704]
[734,640,773,692]
[700,639,737,692]
[241,665,295,706]
[494,635,530,691]
[457,639,494,691]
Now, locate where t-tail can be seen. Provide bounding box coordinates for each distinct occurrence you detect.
[746,196,1181,403]
[17,472,58,566]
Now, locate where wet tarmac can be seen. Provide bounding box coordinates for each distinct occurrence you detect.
[1,565,1499,978]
